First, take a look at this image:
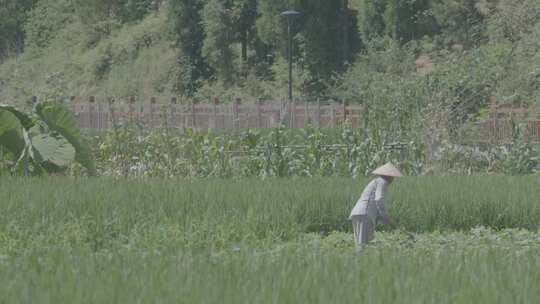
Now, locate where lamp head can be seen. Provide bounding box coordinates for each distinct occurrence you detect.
[281,10,300,18]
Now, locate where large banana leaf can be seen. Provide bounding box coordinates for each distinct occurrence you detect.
[0,108,25,156]
[32,133,76,171]
[0,104,34,129]
[35,102,96,175]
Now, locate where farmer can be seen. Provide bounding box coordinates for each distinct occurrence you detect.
[349,163,403,248]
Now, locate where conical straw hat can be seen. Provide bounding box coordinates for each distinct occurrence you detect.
[372,162,403,177]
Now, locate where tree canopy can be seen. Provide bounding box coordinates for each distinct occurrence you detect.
[1,0,539,109]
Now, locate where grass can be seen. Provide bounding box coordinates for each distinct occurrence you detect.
[1,176,539,244]
[0,230,539,303]
[0,176,539,303]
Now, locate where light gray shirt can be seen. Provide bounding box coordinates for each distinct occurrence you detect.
[349,177,389,222]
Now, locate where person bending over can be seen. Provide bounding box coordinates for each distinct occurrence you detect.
[349,163,402,248]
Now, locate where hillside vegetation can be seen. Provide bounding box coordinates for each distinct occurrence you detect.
[1,0,540,110]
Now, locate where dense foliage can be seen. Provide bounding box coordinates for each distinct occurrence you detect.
[1,229,539,303]
[90,120,539,178]
[2,176,539,239]
[1,0,540,114]
[0,177,539,303]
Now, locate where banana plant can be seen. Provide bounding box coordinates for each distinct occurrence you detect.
[0,102,96,176]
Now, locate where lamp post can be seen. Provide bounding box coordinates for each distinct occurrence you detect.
[281,10,300,105]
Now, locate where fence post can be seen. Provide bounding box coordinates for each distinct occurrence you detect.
[343,99,348,124]
[184,98,190,128]
[281,97,288,127]
[180,97,186,129]
[166,97,178,128]
[68,96,79,127]
[536,112,540,141]
[363,104,369,129]
[256,98,262,128]
[304,101,309,127]
[317,98,321,129]
[150,97,157,128]
[98,99,104,130]
[170,97,177,128]
[291,99,296,128]
[330,102,336,127]
[490,102,498,143]
[233,98,241,129]
[107,97,116,130]
[191,99,196,129]
[89,96,96,129]
[212,97,219,129]
[68,96,75,112]
[128,96,135,123]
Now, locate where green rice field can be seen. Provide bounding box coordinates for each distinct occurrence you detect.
[1,176,539,303]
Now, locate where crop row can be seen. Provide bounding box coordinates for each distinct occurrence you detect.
[0,228,539,303]
[91,125,540,179]
[1,176,538,254]
[1,177,539,303]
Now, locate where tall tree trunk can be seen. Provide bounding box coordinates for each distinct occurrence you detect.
[241,30,248,63]
[342,0,350,64]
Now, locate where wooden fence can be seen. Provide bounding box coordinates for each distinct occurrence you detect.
[476,105,540,143]
[67,96,367,130]
[23,96,540,142]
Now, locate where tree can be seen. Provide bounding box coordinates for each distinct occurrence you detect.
[353,0,389,40]
[383,0,435,41]
[203,0,265,85]
[0,0,37,61]
[168,0,208,95]
[256,0,361,96]
[256,0,289,50]
[430,0,486,47]
[24,0,73,51]
[298,0,361,90]
[72,0,154,24]
[353,0,437,43]
[231,0,258,63]
[116,0,155,23]
[202,0,236,86]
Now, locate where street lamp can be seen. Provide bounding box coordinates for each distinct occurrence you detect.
[281,10,300,105]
